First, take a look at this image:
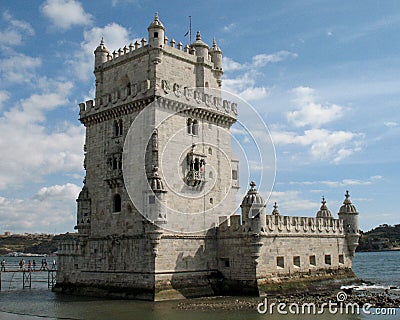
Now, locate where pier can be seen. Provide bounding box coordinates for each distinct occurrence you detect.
[0,264,57,291]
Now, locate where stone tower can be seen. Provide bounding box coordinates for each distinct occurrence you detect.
[56,14,240,300]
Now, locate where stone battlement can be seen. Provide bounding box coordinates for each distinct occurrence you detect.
[217,214,344,236]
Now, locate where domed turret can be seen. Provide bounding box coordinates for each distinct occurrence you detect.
[190,31,209,58]
[148,12,165,48]
[241,181,266,232]
[338,190,360,256]
[316,196,333,218]
[339,190,358,214]
[94,37,109,70]
[241,181,265,206]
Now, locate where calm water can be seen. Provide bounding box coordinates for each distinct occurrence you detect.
[0,252,399,320]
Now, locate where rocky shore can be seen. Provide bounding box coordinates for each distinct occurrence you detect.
[176,287,400,311]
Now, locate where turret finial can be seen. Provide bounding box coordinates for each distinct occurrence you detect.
[321,196,326,205]
[155,12,159,20]
[196,31,201,41]
[345,190,350,199]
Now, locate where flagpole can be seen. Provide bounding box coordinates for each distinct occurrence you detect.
[189,15,192,43]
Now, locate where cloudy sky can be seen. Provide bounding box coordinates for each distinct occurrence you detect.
[0,0,399,234]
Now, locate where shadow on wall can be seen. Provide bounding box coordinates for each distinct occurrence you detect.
[169,227,259,298]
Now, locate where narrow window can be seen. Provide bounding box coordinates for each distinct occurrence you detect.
[293,256,300,268]
[309,255,316,266]
[277,256,284,268]
[113,157,118,170]
[209,198,213,204]
[187,118,192,134]
[126,83,131,95]
[154,32,158,38]
[119,119,123,136]
[113,194,121,212]
[325,254,332,265]
[209,171,213,179]
[208,147,212,155]
[113,120,119,136]
[339,254,344,264]
[192,120,198,135]
[232,170,238,180]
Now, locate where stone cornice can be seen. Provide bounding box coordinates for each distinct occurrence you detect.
[79,98,154,126]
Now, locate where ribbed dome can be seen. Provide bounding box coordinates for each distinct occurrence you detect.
[148,166,166,192]
[339,190,358,214]
[148,12,165,30]
[316,196,333,218]
[241,181,265,206]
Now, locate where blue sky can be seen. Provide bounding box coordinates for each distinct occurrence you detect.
[0,0,399,233]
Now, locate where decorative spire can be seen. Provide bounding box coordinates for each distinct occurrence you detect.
[196,31,201,41]
[155,12,159,20]
[344,190,351,203]
[272,202,280,215]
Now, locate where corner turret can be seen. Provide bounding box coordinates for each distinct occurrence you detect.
[147,166,167,224]
[338,190,360,256]
[240,181,266,232]
[94,37,109,70]
[210,38,223,87]
[148,12,165,48]
[190,31,209,58]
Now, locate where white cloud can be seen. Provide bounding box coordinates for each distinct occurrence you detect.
[0,90,10,109]
[223,72,269,101]
[252,51,298,67]
[269,190,318,214]
[289,175,383,188]
[222,57,244,72]
[41,0,93,30]
[0,53,41,83]
[0,11,35,49]
[223,23,236,32]
[111,0,140,7]
[271,128,364,163]
[384,121,398,127]
[0,79,85,190]
[0,183,80,233]
[223,50,297,72]
[69,23,132,81]
[287,86,343,128]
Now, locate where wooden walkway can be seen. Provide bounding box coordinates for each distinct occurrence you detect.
[0,269,57,291]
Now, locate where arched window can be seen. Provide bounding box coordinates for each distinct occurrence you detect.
[208,147,212,155]
[126,83,131,96]
[113,194,121,212]
[187,118,192,134]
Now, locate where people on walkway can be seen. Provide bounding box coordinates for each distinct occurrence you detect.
[28,260,32,270]
[52,259,57,270]
[1,259,5,271]
[19,259,25,270]
[32,259,36,271]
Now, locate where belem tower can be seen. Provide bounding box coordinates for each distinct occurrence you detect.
[55,14,361,300]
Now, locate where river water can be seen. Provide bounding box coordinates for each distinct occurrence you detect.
[0,251,399,319]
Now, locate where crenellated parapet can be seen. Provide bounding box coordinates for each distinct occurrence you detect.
[217,214,344,238]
